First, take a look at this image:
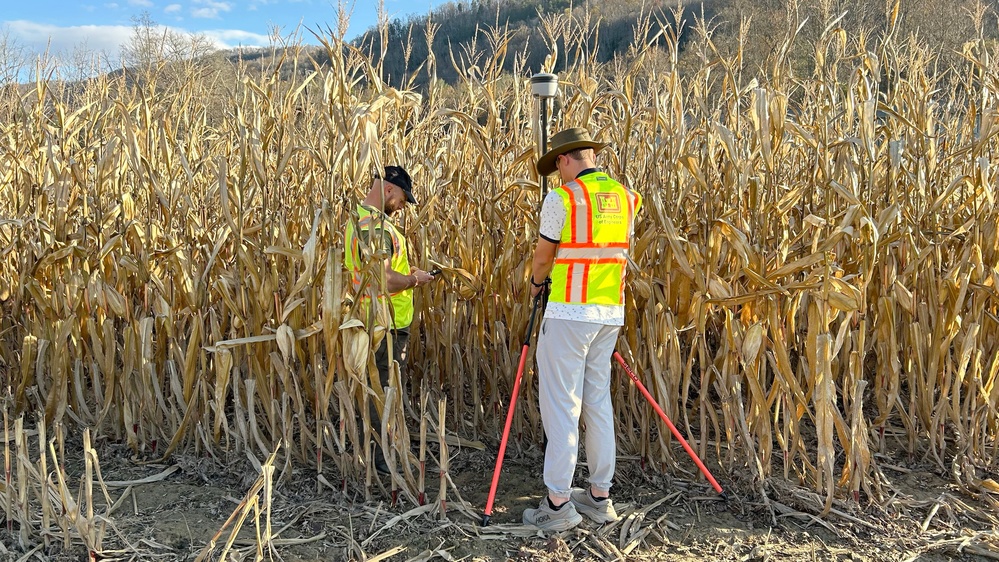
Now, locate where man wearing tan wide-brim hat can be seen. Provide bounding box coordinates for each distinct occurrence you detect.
[535,128,609,176]
[522,127,642,532]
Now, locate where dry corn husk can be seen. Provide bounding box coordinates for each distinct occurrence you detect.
[276,324,295,365]
[742,323,765,364]
[431,265,482,300]
[826,278,862,312]
[339,319,369,378]
[631,277,652,303]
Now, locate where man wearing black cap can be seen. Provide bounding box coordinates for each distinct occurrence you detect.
[345,165,436,474]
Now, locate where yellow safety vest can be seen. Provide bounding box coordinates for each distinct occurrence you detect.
[549,172,641,306]
[344,204,414,329]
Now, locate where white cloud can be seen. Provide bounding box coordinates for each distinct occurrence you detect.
[201,29,271,48]
[5,20,134,56]
[4,19,271,58]
[164,3,182,13]
[191,0,232,19]
[128,0,153,6]
[104,2,120,8]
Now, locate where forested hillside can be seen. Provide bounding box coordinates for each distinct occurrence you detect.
[346,0,996,88]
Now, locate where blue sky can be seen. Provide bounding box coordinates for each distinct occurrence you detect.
[3,1,437,62]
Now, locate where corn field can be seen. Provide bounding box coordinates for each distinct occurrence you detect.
[1,4,998,552]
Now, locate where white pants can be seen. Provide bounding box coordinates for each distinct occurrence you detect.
[536,318,620,500]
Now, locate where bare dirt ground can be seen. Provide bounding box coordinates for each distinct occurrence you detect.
[3,429,997,562]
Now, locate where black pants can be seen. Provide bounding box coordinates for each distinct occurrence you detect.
[370,328,410,430]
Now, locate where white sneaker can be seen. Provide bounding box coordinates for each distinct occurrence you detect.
[522,497,583,532]
[570,488,619,523]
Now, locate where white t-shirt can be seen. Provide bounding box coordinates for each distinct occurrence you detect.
[538,189,626,326]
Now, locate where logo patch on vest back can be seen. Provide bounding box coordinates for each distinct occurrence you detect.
[595,193,621,213]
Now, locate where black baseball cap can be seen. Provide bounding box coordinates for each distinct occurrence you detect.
[376,166,417,205]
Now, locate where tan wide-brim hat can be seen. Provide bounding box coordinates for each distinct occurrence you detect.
[536,127,608,176]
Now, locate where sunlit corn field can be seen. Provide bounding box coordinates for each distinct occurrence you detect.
[1,5,998,551]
